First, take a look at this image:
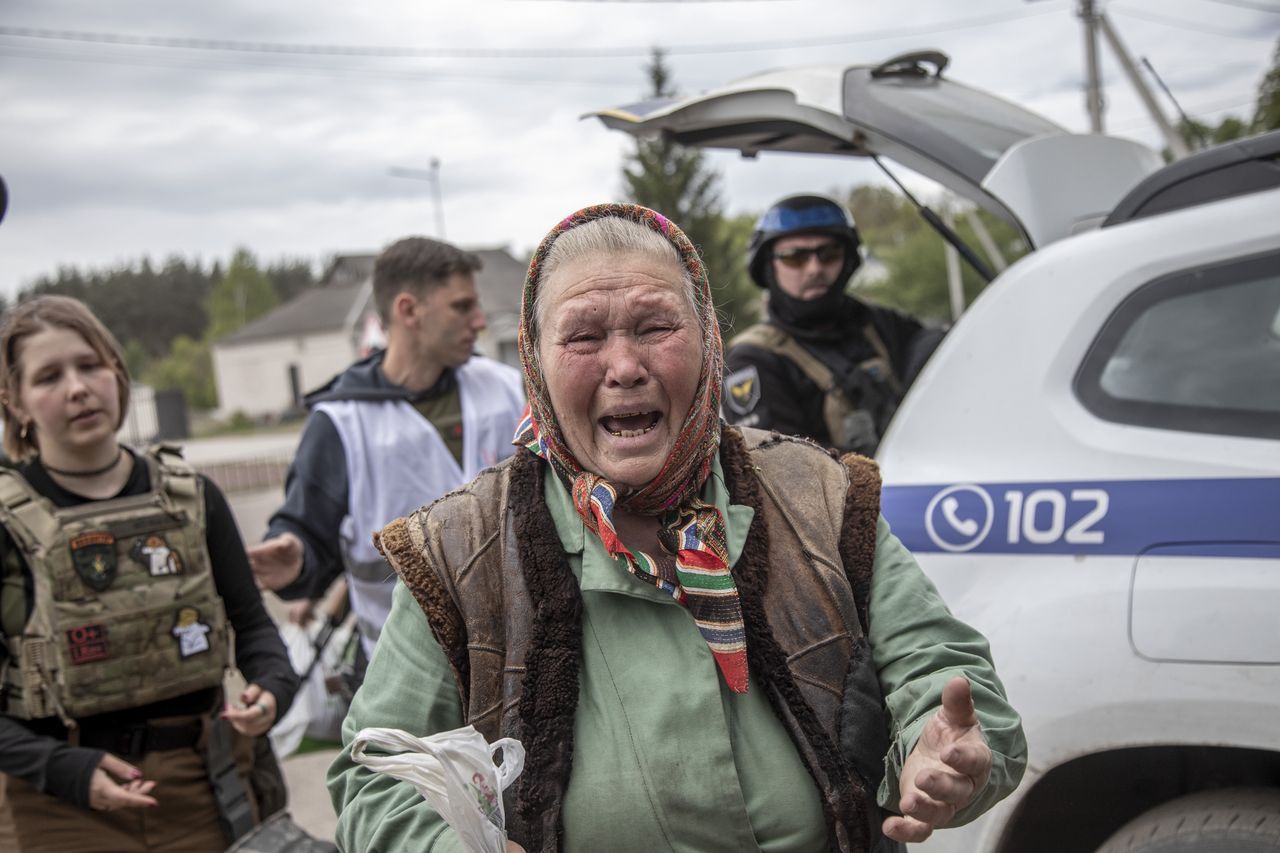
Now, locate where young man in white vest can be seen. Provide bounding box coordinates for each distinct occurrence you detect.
[248,237,525,665]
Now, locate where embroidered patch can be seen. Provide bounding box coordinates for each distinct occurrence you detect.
[171,607,211,658]
[69,531,117,592]
[724,365,761,416]
[130,533,184,577]
[66,624,109,664]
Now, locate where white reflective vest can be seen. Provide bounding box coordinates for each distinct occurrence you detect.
[314,357,525,657]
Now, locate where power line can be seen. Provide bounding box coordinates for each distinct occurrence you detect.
[1193,0,1280,14]
[0,7,1066,61]
[1108,94,1256,132]
[0,43,640,85]
[514,0,788,3]
[1109,4,1276,38]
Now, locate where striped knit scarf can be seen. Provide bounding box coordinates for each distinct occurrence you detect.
[512,203,749,694]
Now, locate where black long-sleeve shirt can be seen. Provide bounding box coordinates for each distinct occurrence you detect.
[0,449,298,807]
[265,411,350,601]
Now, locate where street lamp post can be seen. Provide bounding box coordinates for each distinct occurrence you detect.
[388,159,447,239]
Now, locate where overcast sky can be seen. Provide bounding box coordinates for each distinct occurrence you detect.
[1,0,1276,296]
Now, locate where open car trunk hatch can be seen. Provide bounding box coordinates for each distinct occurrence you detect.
[590,51,1162,248]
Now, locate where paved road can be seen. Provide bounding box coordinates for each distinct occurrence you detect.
[279,747,341,844]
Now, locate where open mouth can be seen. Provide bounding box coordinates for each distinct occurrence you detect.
[600,411,661,438]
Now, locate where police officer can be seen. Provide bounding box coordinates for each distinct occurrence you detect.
[723,194,939,456]
[0,295,298,852]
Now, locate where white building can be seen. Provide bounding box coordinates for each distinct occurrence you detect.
[212,249,524,420]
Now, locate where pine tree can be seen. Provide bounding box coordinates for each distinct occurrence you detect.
[621,49,759,338]
[205,248,278,342]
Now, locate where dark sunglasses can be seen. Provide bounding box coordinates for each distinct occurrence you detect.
[773,243,845,269]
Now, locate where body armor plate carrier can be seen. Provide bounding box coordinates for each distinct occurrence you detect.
[729,323,903,452]
[0,447,228,724]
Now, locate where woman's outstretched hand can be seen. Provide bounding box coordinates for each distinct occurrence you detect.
[883,676,992,844]
[88,753,158,811]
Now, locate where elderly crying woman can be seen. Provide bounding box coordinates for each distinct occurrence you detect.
[328,204,1026,853]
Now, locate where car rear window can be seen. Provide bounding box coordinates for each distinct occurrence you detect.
[1075,250,1280,439]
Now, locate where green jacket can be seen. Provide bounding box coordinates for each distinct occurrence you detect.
[329,429,1026,852]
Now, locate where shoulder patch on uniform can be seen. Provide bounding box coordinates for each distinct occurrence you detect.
[130,534,185,577]
[725,365,761,416]
[70,531,117,592]
[67,624,109,665]
[172,607,212,658]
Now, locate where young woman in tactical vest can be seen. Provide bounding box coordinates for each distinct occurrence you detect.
[329,204,1027,853]
[0,296,299,852]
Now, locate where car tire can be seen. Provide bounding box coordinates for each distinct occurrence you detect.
[1094,787,1280,853]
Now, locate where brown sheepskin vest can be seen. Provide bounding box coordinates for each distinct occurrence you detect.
[376,426,893,853]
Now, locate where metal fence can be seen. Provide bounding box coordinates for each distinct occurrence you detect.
[197,456,291,495]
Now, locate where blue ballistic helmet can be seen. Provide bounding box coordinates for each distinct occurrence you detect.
[747,193,862,289]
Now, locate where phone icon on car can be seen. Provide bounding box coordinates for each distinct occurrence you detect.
[941,497,979,537]
[924,485,994,552]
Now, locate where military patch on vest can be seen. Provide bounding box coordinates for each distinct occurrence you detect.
[66,623,109,664]
[69,531,117,592]
[130,533,184,577]
[171,606,211,658]
[724,365,761,416]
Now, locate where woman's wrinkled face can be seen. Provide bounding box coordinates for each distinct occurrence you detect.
[537,251,703,490]
[11,326,121,456]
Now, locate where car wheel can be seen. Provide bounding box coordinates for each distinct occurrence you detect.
[1095,788,1280,853]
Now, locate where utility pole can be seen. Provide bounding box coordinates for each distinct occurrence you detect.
[942,207,966,322]
[1079,0,1105,133]
[1095,14,1191,158]
[1030,0,1190,158]
[388,159,447,238]
[963,209,1009,274]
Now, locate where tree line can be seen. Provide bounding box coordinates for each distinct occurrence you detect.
[1175,36,1279,152]
[6,249,315,410]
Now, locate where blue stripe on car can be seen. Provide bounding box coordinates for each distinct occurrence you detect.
[881,478,1280,556]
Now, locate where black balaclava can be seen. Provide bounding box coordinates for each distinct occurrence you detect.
[764,237,863,341]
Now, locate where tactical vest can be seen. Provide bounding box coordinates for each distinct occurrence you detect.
[730,323,903,452]
[0,447,229,725]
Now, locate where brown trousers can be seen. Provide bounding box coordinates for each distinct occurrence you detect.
[0,717,259,853]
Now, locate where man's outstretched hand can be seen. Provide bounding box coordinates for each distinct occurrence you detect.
[883,676,992,844]
[247,532,304,591]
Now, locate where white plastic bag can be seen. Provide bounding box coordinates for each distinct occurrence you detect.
[350,725,525,853]
[269,613,356,758]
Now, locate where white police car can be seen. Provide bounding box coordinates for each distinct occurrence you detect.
[595,51,1280,852]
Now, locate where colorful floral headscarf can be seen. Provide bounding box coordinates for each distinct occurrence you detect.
[512,203,748,693]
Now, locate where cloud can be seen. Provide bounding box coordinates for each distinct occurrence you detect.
[1,0,1274,294]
